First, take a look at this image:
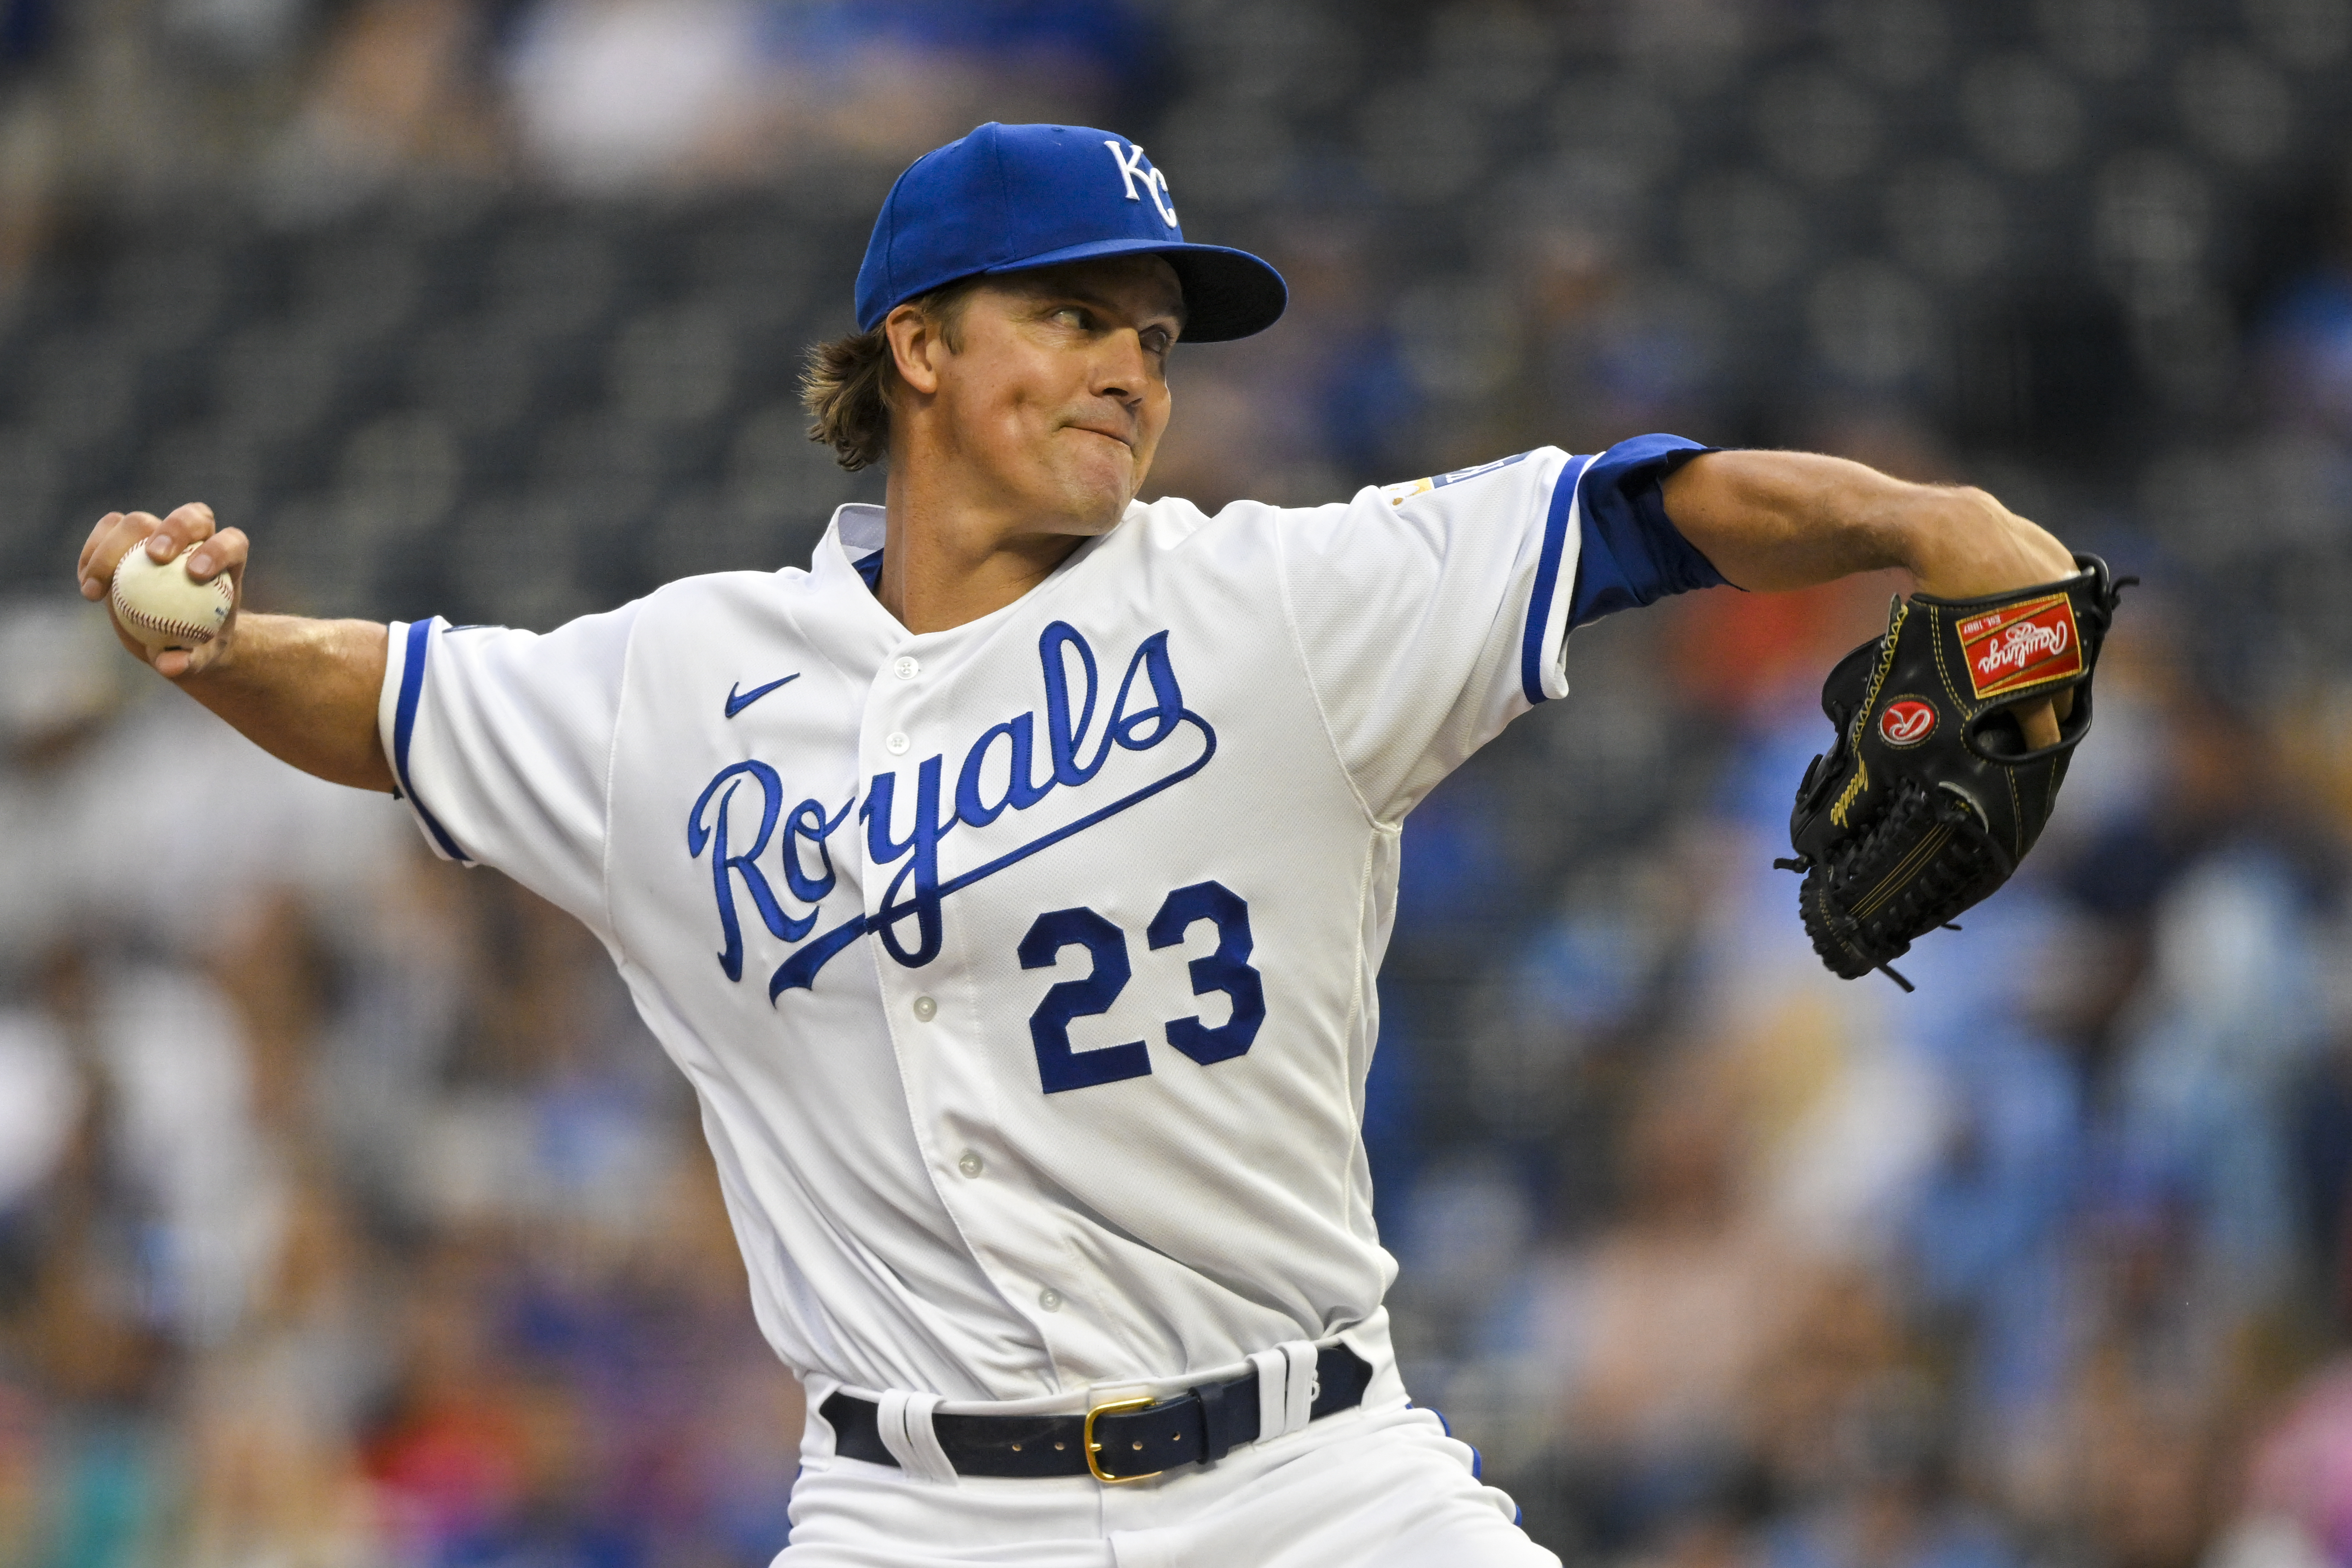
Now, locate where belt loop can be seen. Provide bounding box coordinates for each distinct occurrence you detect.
[1280,1341,1317,1435]
[876,1390,958,1484]
[1250,1341,1319,1443]
[1247,1348,1288,1443]
[804,1373,846,1462]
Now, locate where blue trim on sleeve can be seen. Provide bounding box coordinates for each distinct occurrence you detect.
[1565,434,1726,630]
[393,619,474,865]
[1520,453,1595,705]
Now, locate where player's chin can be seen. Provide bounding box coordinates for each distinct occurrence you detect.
[1058,494,1132,536]
[1047,455,1138,529]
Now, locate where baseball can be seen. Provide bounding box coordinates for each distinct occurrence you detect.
[110,543,234,653]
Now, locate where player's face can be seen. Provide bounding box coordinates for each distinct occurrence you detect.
[926,258,1183,535]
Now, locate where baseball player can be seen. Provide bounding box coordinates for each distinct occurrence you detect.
[74,123,2075,1565]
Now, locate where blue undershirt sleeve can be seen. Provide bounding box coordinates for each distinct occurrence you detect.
[1566,434,1731,628]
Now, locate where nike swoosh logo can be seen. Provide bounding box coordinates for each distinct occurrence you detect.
[724,673,800,718]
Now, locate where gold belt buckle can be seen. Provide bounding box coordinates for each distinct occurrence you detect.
[1084,1394,1163,1484]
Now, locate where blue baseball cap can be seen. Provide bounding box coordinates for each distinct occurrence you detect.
[854,122,1287,343]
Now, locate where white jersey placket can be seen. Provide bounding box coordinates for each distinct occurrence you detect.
[835,540,1099,1393]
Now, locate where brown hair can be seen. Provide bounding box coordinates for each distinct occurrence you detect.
[800,278,982,471]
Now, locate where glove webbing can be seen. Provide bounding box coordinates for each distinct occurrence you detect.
[1795,780,2004,991]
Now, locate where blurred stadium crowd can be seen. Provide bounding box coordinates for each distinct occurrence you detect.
[4,0,2352,1564]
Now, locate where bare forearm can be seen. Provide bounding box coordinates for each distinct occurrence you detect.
[1660,450,2074,599]
[179,614,394,792]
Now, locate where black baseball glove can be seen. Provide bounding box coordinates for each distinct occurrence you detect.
[1778,553,2130,990]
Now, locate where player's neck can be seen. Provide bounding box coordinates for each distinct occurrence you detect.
[877,467,1104,635]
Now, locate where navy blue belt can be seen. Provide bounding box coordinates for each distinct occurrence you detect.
[821,1343,1375,1483]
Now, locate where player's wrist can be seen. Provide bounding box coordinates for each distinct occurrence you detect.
[169,609,260,684]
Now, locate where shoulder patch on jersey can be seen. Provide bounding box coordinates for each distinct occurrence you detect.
[1380,450,1534,506]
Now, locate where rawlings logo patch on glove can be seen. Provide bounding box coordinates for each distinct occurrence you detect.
[1958,593,2083,697]
[1777,554,2131,990]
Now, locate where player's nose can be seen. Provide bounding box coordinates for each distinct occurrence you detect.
[1089,328,1156,407]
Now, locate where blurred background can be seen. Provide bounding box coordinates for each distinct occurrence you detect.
[3,0,2352,1564]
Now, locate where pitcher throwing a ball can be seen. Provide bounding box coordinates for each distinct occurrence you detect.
[76,123,2104,1566]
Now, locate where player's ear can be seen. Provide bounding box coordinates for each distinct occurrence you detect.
[884,303,946,396]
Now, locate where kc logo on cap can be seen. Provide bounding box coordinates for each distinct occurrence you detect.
[854,122,1286,344]
[1104,140,1178,227]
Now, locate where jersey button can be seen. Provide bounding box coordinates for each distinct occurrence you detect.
[957,1151,983,1178]
[893,655,921,681]
[912,995,938,1022]
[1037,1288,1062,1312]
[885,731,911,755]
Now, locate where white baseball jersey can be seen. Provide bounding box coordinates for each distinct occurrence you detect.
[379,437,1712,1403]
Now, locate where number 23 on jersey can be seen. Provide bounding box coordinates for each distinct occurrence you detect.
[1019,879,1265,1093]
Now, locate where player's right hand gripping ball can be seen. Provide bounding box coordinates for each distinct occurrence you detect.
[110,542,234,654]
[1779,554,2129,989]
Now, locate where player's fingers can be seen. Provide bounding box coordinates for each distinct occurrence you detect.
[2017,696,2060,751]
[183,527,247,585]
[163,533,246,680]
[80,510,155,581]
[143,502,218,564]
[76,515,124,598]
[75,511,125,590]
[153,632,230,679]
[77,511,164,600]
